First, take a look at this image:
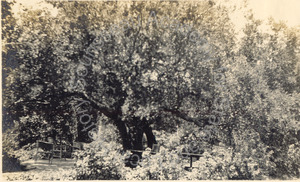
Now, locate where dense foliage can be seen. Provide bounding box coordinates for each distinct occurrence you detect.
[2,0,300,179]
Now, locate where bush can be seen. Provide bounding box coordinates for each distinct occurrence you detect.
[286,141,300,178]
[13,143,38,161]
[120,146,186,180]
[228,128,275,180]
[184,144,233,180]
[74,140,129,180]
[74,123,129,180]
[73,122,298,180]
[74,123,188,180]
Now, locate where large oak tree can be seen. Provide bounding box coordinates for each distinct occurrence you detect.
[3,0,235,151]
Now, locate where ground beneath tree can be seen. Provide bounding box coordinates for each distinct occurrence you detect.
[2,159,76,180]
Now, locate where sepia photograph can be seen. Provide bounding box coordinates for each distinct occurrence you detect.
[2,0,300,180]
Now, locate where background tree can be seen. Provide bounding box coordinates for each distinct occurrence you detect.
[222,11,300,178]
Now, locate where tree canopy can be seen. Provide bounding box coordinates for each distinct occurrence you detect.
[2,0,300,179]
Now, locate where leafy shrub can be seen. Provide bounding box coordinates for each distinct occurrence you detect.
[229,128,275,180]
[284,141,300,178]
[74,124,189,180]
[13,143,38,161]
[185,144,233,180]
[75,143,127,180]
[73,121,297,180]
[120,146,186,180]
[74,123,129,180]
[3,127,19,158]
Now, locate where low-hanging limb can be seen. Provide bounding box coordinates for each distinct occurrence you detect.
[159,107,211,128]
[13,85,217,151]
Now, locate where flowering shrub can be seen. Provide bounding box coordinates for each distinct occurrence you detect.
[74,123,130,180]
[150,127,274,180]
[74,142,128,180]
[184,144,232,180]
[72,122,296,180]
[74,124,189,180]
[120,146,186,180]
[13,143,39,161]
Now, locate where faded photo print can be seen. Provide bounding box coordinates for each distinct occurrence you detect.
[2,0,300,180]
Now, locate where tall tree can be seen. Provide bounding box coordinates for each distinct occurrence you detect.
[3,0,236,151]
